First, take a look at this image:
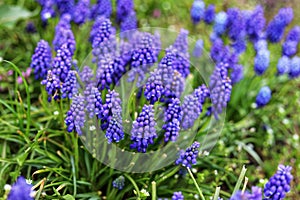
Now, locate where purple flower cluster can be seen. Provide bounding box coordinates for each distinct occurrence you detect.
[266,7,293,43]
[209,62,232,119]
[116,0,134,23]
[190,0,205,25]
[230,64,244,84]
[30,40,52,80]
[130,105,157,153]
[73,0,90,25]
[56,0,74,16]
[288,56,300,79]
[204,4,215,24]
[226,8,246,41]
[246,5,266,41]
[277,56,290,76]
[213,12,228,36]
[144,69,164,104]
[52,44,73,82]
[193,84,210,105]
[264,165,293,199]
[282,26,300,57]
[96,58,115,91]
[8,176,34,200]
[79,66,94,85]
[128,33,159,86]
[167,29,190,77]
[65,95,85,135]
[85,85,102,119]
[101,90,122,133]
[53,14,76,55]
[41,70,61,102]
[39,0,56,24]
[230,187,262,200]
[112,176,125,190]
[120,11,137,38]
[90,0,112,19]
[172,191,184,200]
[254,48,270,75]
[175,141,200,168]
[256,86,271,107]
[181,94,201,129]
[162,98,182,142]
[61,70,78,99]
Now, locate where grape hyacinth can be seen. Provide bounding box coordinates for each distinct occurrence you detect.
[112,176,125,190]
[193,84,210,105]
[52,44,73,82]
[229,191,249,200]
[162,98,182,142]
[181,94,201,130]
[254,49,270,75]
[7,176,34,200]
[232,38,247,54]
[116,0,134,22]
[120,11,137,38]
[167,46,190,78]
[96,58,115,91]
[56,0,75,16]
[103,90,124,143]
[288,56,300,79]
[266,7,293,43]
[65,95,85,135]
[256,86,271,107]
[230,64,244,84]
[85,85,102,119]
[210,38,225,63]
[226,8,246,41]
[73,0,90,25]
[144,69,164,104]
[277,56,290,75]
[101,90,122,131]
[61,70,78,99]
[41,70,61,102]
[213,11,228,36]
[130,105,157,153]
[286,26,300,42]
[246,5,266,41]
[193,39,204,58]
[92,18,117,62]
[164,70,185,102]
[39,0,56,24]
[209,63,232,119]
[204,4,215,24]
[175,141,200,168]
[53,15,76,55]
[173,29,189,53]
[90,0,112,19]
[79,66,94,85]
[30,40,52,80]
[254,40,268,52]
[264,165,293,199]
[128,33,158,86]
[106,113,124,143]
[248,186,262,200]
[282,41,298,57]
[190,0,205,25]
[172,191,184,200]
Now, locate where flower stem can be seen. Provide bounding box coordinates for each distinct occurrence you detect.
[213,186,221,200]
[187,167,205,200]
[151,181,156,200]
[232,165,247,196]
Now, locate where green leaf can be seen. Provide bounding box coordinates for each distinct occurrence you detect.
[0,5,34,28]
[63,194,75,200]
